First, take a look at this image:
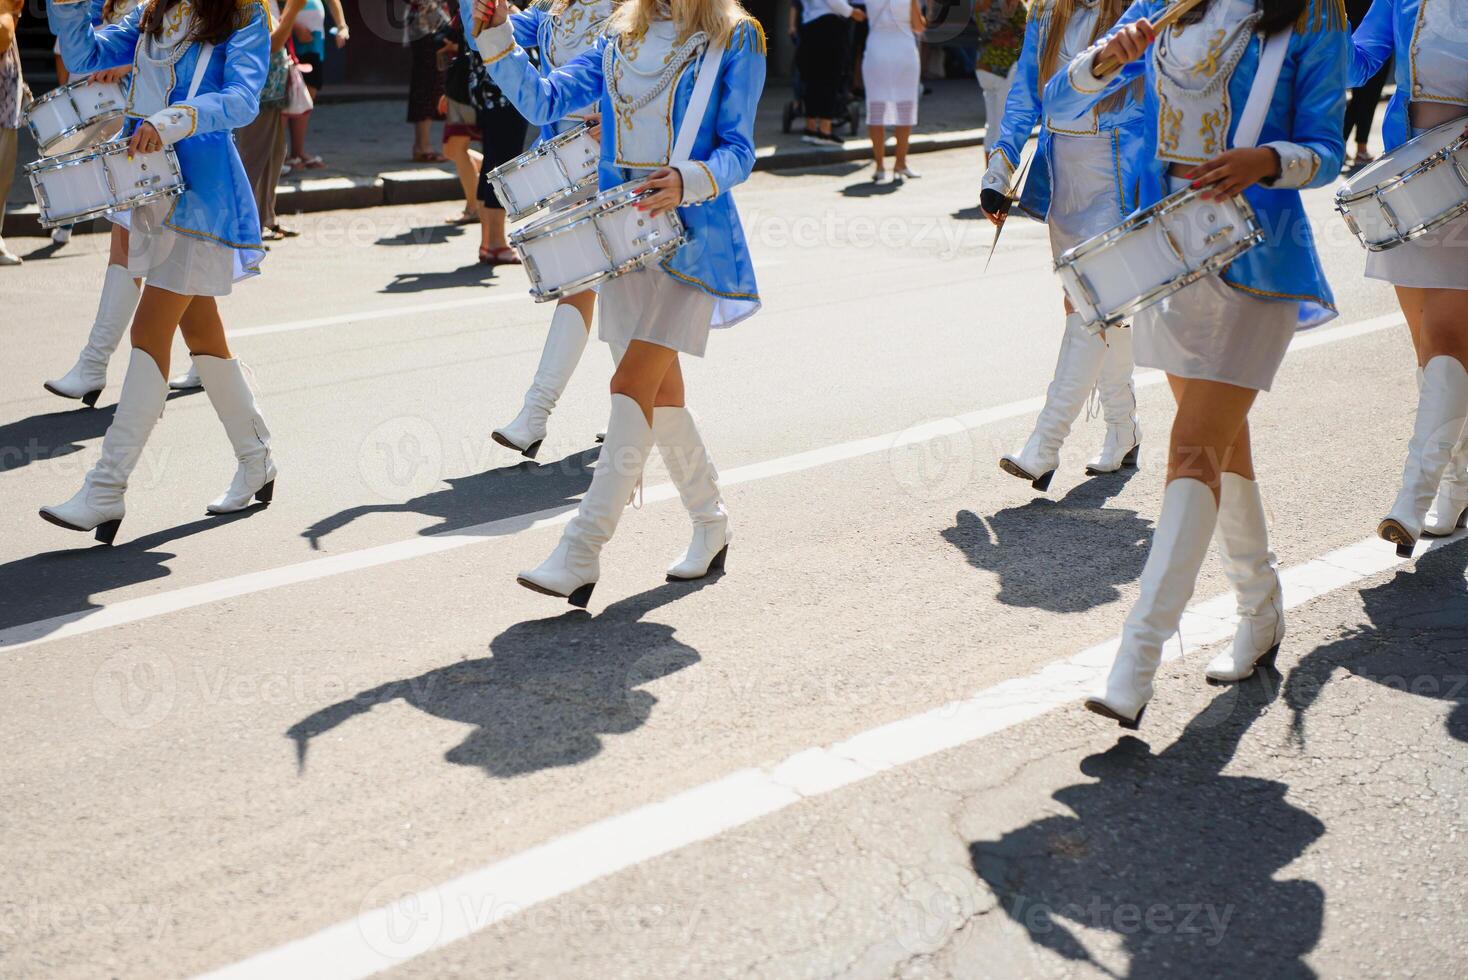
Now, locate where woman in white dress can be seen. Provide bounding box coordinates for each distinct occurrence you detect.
[861,0,923,182]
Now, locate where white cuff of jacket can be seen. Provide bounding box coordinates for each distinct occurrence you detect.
[674,161,718,205]
[146,105,195,145]
[475,21,516,64]
[1259,141,1320,189]
[1069,44,1118,96]
[981,151,1014,195]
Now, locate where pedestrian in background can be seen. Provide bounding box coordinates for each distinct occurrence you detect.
[973,0,1026,166]
[439,11,483,225]
[406,0,453,161]
[1342,0,1388,169]
[0,0,25,267]
[286,0,349,169]
[862,0,923,183]
[238,0,306,246]
[799,0,864,146]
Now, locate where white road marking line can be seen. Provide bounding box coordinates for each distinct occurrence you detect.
[0,313,1408,652]
[228,260,784,339]
[194,526,1463,980]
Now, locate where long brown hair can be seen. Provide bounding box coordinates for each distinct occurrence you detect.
[1179,0,1310,35]
[1036,0,1129,82]
[140,0,250,46]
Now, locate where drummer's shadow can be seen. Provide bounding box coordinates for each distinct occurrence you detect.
[381,263,505,294]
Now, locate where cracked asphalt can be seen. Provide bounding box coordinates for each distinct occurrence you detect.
[1,145,1465,979]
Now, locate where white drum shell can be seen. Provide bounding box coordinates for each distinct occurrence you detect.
[1057,189,1263,330]
[488,124,601,222]
[24,78,128,156]
[1336,121,1468,251]
[511,183,686,301]
[27,141,185,228]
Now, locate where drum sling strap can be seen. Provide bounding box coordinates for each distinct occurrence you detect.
[669,37,726,167]
[1233,24,1291,150]
[187,43,215,101]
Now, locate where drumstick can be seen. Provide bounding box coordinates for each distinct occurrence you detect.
[1091,0,1209,76]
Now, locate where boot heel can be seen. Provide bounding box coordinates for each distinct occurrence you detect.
[255,479,275,505]
[81,389,102,409]
[1032,469,1055,492]
[567,582,595,608]
[1378,518,1416,557]
[710,543,729,572]
[1122,443,1140,468]
[95,518,122,545]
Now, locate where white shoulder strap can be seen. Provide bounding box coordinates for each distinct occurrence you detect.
[186,42,215,100]
[1235,25,1291,149]
[671,38,725,164]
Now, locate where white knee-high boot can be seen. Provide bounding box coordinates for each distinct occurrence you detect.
[518,394,652,606]
[1001,312,1107,490]
[44,265,139,407]
[494,304,591,458]
[194,355,277,514]
[39,349,168,543]
[1085,478,1218,727]
[654,406,730,580]
[168,359,203,391]
[1424,416,1468,537]
[1380,355,1468,555]
[1204,473,1284,682]
[1085,324,1142,475]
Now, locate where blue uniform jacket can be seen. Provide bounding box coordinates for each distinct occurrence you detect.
[1350,0,1465,154]
[1044,0,1350,327]
[477,18,767,326]
[48,0,269,272]
[984,0,1149,221]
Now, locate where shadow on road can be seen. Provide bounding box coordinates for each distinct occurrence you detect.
[840,179,903,198]
[0,387,203,474]
[287,578,712,777]
[0,510,259,635]
[941,470,1147,613]
[971,672,1325,978]
[302,447,599,549]
[381,262,503,293]
[1284,536,1468,745]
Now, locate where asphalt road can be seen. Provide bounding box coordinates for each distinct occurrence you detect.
[1,147,1464,980]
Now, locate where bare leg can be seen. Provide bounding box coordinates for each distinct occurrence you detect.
[287,112,310,160]
[1418,287,1468,366]
[610,340,680,423]
[129,286,197,379]
[1396,285,1427,366]
[1165,375,1258,501]
[653,354,685,408]
[413,119,431,157]
[444,134,477,212]
[894,125,911,171]
[177,296,232,360]
[868,125,885,171]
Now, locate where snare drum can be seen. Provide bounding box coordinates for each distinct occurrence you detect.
[23,77,129,157]
[1336,120,1468,252]
[510,181,687,302]
[26,139,186,229]
[486,121,600,222]
[1056,187,1264,331]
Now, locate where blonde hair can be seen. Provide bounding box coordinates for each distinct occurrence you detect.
[607,0,758,48]
[1035,0,1129,82]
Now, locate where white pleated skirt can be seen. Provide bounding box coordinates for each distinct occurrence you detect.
[599,265,717,358]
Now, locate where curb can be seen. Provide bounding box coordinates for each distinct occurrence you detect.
[2,128,984,238]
